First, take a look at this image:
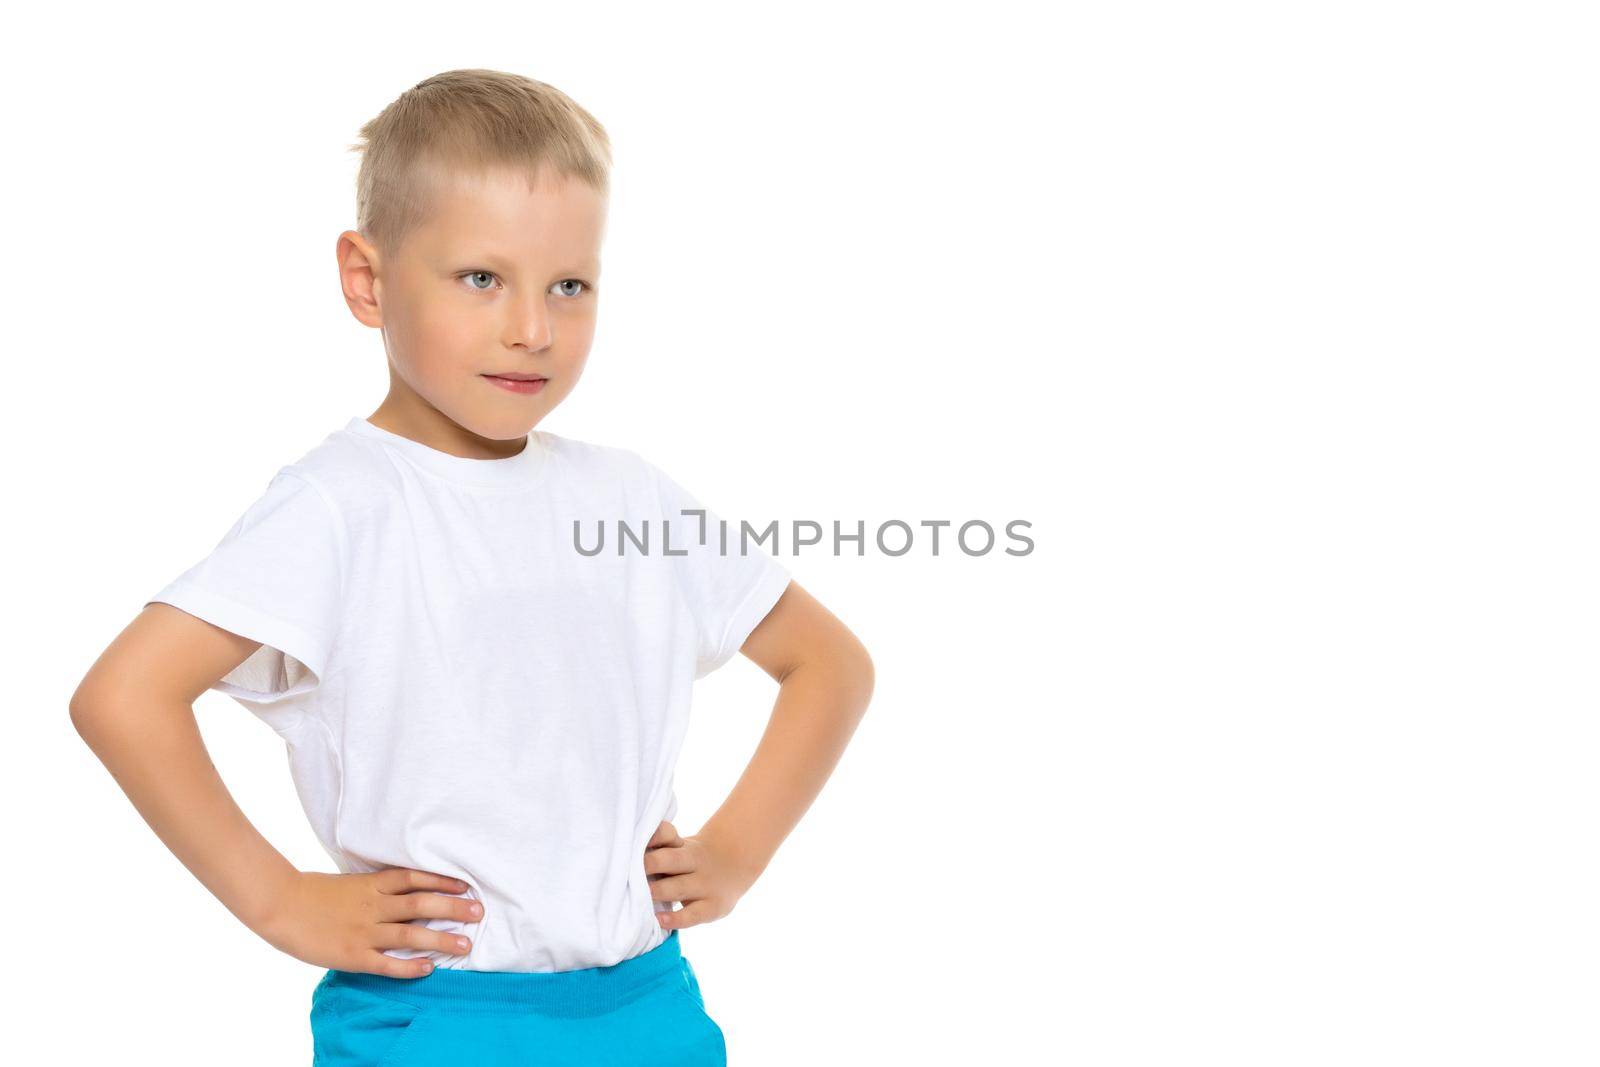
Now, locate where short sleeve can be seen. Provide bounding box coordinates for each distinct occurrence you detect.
[648,461,792,679]
[144,468,345,706]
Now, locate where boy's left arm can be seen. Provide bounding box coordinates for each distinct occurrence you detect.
[647,580,874,929]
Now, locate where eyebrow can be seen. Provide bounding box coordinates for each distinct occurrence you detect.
[451,250,600,276]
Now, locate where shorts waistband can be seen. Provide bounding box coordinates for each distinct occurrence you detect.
[319,929,685,1017]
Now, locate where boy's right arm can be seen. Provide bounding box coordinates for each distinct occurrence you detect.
[69,603,479,978]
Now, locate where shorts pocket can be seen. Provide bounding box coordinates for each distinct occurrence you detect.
[375,1011,434,1067]
[310,976,431,1067]
[673,956,727,1061]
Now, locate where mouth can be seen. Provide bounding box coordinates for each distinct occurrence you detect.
[482,372,548,395]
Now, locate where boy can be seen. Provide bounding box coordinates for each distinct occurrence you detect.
[70,68,873,1066]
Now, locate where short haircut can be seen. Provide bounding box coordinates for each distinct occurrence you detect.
[349,68,612,259]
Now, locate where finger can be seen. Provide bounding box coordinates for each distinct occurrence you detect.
[364,949,435,979]
[648,872,700,904]
[647,821,681,848]
[374,921,474,957]
[643,843,694,878]
[379,868,471,896]
[656,900,715,929]
[378,889,484,925]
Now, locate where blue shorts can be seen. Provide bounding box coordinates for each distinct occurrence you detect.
[309,929,726,1066]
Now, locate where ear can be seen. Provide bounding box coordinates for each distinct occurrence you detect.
[336,229,384,328]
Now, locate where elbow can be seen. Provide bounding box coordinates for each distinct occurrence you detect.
[69,671,124,744]
[841,639,874,713]
[68,677,106,741]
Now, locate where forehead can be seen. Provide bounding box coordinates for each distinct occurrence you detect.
[412,164,607,255]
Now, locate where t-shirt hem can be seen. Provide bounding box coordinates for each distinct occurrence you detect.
[145,576,329,712]
[699,564,793,678]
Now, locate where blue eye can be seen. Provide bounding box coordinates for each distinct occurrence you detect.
[458,272,590,296]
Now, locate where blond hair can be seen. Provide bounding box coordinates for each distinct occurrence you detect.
[350,69,612,258]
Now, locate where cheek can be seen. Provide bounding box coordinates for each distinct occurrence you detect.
[557,311,598,361]
[408,305,486,370]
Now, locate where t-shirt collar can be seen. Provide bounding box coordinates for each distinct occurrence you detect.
[344,416,550,489]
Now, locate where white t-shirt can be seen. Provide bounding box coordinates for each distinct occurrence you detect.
[145,416,792,972]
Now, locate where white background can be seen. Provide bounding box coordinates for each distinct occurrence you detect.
[9,2,1597,1063]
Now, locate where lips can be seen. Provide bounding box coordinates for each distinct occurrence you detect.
[483,373,548,395]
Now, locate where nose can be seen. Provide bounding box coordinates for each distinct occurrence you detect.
[506,291,554,352]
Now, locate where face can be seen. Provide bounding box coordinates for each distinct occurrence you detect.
[337,163,607,456]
